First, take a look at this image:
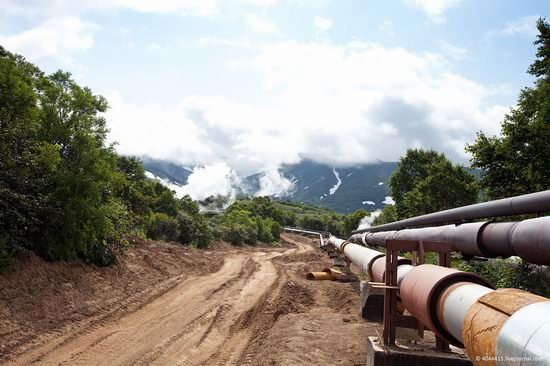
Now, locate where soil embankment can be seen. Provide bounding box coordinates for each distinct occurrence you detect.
[1,234,378,365]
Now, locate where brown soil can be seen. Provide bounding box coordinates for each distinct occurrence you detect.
[0,234,379,365]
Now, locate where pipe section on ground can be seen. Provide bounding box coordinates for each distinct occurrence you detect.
[351,189,550,235]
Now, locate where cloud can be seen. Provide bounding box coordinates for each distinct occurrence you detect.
[357,210,382,230]
[436,40,467,60]
[313,16,332,33]
[501,15,539,37]
[1,0,220,17]
[245,13,283,35]
[256,169,294,196]
[105,40,507,183]
[378,20,395,36]
[176,163,242,200]
[0,16,97,62]
[404,0,461,23]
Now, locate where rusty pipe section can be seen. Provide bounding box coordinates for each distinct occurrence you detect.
[355,216,550,265]
[351,189,550,235]
[400,266,550,365]
[329,236,550,364]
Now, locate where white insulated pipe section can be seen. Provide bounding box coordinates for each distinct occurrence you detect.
[441,283,494,343]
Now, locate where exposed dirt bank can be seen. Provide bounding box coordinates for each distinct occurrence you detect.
[1,234,378,365]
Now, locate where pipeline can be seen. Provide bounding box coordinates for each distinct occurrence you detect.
[351,189,550,235]
[327,236,550,365]
[349,216,550,265]
[283,227,328,247]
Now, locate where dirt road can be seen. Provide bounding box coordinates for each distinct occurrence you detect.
[2,234,377,365]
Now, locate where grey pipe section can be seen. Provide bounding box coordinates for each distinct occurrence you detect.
[351,190,550,234]
[357,217,550,265]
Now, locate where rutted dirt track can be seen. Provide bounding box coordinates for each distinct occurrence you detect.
[1,234,378,365]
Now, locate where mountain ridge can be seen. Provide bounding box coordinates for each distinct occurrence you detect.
[141,157,397,213]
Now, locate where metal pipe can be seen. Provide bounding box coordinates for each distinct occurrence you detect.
[357,216,550,265]
[328,236,550,366]
[351,189,550,234]
[327,236,550,364]
[399,264,494,347]
[496,301,550,365]
[284,227,327,247]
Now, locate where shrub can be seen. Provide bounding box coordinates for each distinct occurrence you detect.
[221,209,257,245]
[147,212,179,242]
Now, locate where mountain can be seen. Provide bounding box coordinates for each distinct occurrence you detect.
[141,157,397,214]
[245,160,396,213]
[141,156,192,186]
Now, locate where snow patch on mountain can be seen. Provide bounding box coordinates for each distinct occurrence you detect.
[329,168,342,195]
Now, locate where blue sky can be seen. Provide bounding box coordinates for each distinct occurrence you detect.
[1,0,549,197]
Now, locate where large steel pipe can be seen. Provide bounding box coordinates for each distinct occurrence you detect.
[462,288,550,366]
[356,217,550,265]
[399,264,494,347]
[328,236,550,364]
[351,189,550,234]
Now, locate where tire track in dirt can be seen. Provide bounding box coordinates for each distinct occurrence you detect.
[6,237,313,366]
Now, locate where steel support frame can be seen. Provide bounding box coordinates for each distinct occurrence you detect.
[377,239,453,350]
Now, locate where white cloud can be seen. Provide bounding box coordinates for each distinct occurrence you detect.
[404,0,461,23]
[436,40,467,60]
[501,15,539,37]
[245,13,282,35]
[313,16,332,33]
[256,169,294,196]
[1,0,219,17]
[105,40,507,183]
[357,210,382,230]
[378,20,395,36]
[240,0,281,7]
[0,16,97,62]
[177,163,242,200]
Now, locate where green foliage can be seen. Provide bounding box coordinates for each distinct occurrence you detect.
[467,18,550,200]
[147,213,179,242]
[389,149,477,220]
[221,209,258,245]
[0,46,218,268]
[298,214,326,231]
[457,259,550,297]
[341,209,368,236]
[176,211,213,248]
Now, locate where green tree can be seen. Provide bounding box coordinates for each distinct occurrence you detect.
[342,209,368,236]
[221,209,258,245]
[389,149,477,219]
[467,18,550,199]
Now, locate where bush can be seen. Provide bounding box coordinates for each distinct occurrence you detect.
[299,215,325,231]
[221,209,257,245]
[177,211,213,248]
[457,258,550,297]
[147,212,179,242]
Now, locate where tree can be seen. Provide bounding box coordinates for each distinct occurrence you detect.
[389,149,477,219]
[467,18,550,199]
[341,209,368,236]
